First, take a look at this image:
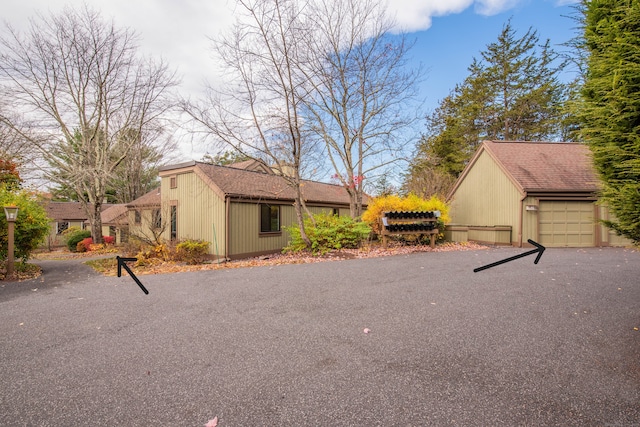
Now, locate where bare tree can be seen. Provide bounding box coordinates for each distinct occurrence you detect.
[303,0,422,217]
[0,101,40,182]
[0,5,177,242]
[184,0,317,246]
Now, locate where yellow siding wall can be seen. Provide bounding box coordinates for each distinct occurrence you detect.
[449,150,522,239]
[128,209,159,241]
[228,203,349,257]
[521,196,539,243]
[598,205,634,247]
[161,173,226,257]
[229,202,295,256]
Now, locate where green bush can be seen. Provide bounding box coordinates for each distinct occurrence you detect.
[0,186,51,262]
[175,239,209,265]
[66,229,92,252]
[284,213,371,255]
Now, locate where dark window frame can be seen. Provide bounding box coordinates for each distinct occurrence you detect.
[152,209,162,229]
[260,204,281,234]
[170,205,177,241]
[134,210,141,225]
[57,221,69,235]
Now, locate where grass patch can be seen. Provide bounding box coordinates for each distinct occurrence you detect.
[85,257,118,275]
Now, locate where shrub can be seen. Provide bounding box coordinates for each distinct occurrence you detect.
[284,213,371,255]
[135,241,172,266]
[81,237,93,250]
[0,186,51,262]
[76,241,87,253]
[103,235,115,245]
[362,193,451,240]
[175,239,209,265]
[66,229,92,252]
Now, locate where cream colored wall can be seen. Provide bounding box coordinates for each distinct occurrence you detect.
[598,205,634,247]
[228,202,295,257]
[228,203,351,257]
[449,150,523,237]
[161,172,226,257]
[520,196,539,244]
[128,209,159,241]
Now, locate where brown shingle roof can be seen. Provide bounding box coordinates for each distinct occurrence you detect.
[126,188,161,208]
[159,161,365,206]
[45,202,112,221]
[483,141,601,193]
[195,162,362,205]
[101,204,129,225]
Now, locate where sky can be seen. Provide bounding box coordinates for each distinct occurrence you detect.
[3,0,581,162]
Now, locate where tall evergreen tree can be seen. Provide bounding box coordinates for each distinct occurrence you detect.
[580,0,640,243]
[406,21,567,193]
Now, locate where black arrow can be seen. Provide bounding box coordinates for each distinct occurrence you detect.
[473,239,545,273]
[117,256,149,294]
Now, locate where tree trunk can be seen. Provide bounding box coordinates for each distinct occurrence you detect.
[294,184,311,248]
[91,201,104,244]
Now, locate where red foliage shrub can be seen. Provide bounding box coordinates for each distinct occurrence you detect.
[81,237,93,251]
[103,236,115,245]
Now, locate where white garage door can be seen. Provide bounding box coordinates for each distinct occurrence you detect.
[538,201,595,247]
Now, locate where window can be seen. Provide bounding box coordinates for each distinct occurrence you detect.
[57,221,69,235]
[170,205,177,241]
[170,175,177,189]
[332,208,339,216]
[134,210,141,224]
[260,204,280,233]
[152,209,162,229]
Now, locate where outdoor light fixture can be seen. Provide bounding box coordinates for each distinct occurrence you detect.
[4,205,19,222]
[4,205,19,280]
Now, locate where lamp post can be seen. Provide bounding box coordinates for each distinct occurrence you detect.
[4,206,19,280]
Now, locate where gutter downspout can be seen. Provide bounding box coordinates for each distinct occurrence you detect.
[518,193,526,247]
[225,196,230,260]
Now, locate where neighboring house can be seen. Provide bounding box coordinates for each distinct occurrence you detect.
[158,160,366,260]
[44,202,112,248]
[446,141,631,248]
[100,204,129,244]
[125,188,162,243]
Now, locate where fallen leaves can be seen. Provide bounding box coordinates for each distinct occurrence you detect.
[81,242,489,277]
[205,416,218,427]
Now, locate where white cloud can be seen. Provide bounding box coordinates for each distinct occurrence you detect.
[385,0,527,32]
[473,0,520,16]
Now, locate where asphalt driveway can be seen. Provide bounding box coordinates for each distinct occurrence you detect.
[0,247,638,426]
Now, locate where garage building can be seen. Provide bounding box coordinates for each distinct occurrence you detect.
[446,141,631,247]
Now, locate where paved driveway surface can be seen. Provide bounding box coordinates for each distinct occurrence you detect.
[0,247,638,426]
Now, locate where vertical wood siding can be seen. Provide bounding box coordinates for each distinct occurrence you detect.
[228,203,350,257]
[229,202,294,256]
[161,173,226,257]
[598,205,633,247]
[450,151,522,233]
[521,196,539,244]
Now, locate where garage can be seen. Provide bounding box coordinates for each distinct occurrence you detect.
[538,201,595,247]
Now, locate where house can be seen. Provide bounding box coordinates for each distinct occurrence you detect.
[100,204,129,244]
[125,188,162,244]
[44,202,112,248]
[446,141,631,247]
[158,160,365,259]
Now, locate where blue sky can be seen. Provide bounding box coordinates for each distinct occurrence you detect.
[410,1,580,114]
[4,0,580,159]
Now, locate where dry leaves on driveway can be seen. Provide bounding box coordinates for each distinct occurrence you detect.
[84,241,488,276]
